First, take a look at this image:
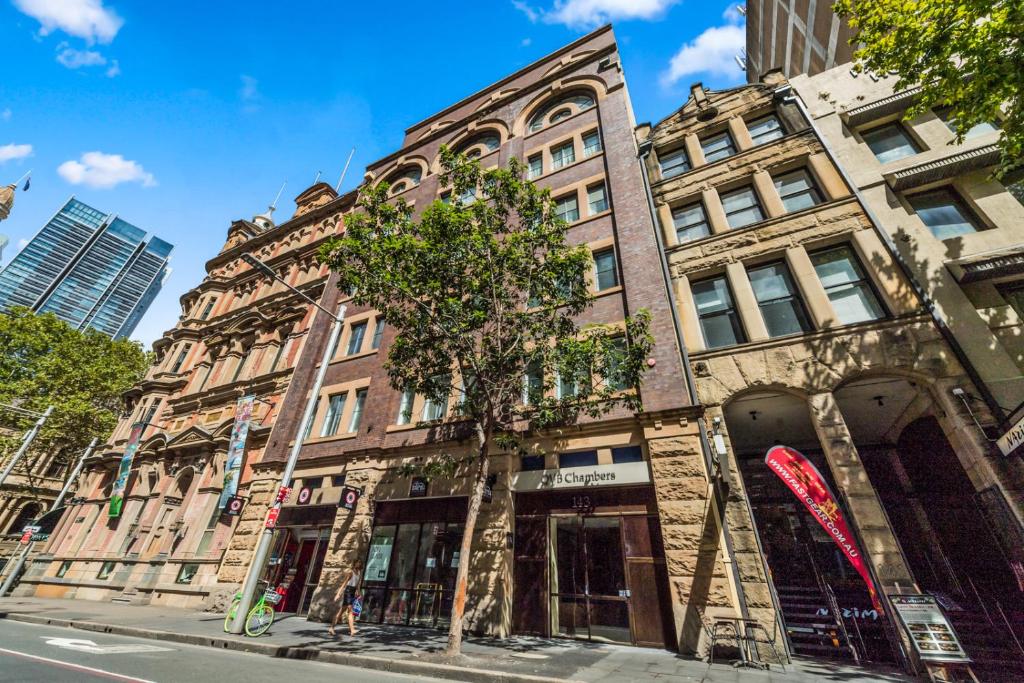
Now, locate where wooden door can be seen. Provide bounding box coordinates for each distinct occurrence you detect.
[513,516,548,635]
[622,515,675,649]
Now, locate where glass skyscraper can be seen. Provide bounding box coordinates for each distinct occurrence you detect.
[0,197,173,338]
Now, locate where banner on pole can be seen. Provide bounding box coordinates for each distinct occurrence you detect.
[765,445,883,613]
[218,395,256,510]
[108,423,146,518]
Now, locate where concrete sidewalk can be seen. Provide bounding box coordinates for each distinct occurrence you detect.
[0,596,914,682]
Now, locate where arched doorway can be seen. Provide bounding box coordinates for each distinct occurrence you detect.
[723,391,897,664]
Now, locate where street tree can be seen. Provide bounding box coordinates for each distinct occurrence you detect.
[834,0,1023,177]
[0,307,150,495]
[318,149,653,655]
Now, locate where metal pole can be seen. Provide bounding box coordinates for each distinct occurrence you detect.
[227,303,346,634]
[0,406,53,488]
[0,437,96,596]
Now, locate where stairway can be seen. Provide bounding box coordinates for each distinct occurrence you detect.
[945,605,1024,683]
[776,585,856,661]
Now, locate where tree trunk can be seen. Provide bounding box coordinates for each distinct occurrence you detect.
[445,426,490,657]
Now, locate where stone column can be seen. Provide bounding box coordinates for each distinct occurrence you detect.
[703,188,730,235]
[808,392,916,592]
[726,262,770,342]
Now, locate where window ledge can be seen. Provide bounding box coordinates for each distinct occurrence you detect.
[883,144,1000,192]
[534,150,605,183]
[524,107,598,140]
[592,284,623,298]
[302,432,359,446]
[326,348,379,367]
[568,209,612,229]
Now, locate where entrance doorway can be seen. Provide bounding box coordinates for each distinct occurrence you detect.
[264,527,330,615]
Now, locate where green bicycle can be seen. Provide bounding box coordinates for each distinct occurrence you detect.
[223,580,281,637]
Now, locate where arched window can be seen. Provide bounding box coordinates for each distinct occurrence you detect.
[385,168,422,196]
[528,92,596,132]
[455,133,501,158]
[5,502,40,535]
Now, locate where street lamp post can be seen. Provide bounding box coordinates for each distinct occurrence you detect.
[0,406,54,488]
[228,254,346,635]
[0,438,98,596]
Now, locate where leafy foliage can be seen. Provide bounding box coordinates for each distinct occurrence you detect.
[0,307,150,488]
[319,149,652,653]
[835,0,1023,176]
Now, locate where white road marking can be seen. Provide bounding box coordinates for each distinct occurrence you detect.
[41,636,174,654]
[0,646,158,682]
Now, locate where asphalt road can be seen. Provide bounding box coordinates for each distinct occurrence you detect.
[0,619,432,683]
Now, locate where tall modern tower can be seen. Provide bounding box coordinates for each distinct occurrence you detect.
[0,197,173,338]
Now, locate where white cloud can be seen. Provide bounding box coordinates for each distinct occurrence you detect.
[56,44,106,68]
[0,144,33,164]
[106,59,120,77]
[13,0,123,44]
[514,0,680,29]
[1,109,11,122]
[17,238,30,250]
[660,10,745,87]
[521,37,532,47]
[239,75,259,101]
[57,151,156,189]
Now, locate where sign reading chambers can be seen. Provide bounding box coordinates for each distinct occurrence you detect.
[511,461,650,491]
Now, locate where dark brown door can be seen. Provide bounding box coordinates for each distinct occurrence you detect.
[622,515,675,649]
[513,516,548,635]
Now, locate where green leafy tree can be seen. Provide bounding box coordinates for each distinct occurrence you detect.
[319,149,653,655]
[0,307,150,497]
[834,0,1023,176]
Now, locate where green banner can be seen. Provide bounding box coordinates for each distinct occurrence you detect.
[108,422,145,518]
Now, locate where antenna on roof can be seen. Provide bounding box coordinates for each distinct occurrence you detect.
[335,147,356,192]
[313,171,322,186]
[270,182,286,211]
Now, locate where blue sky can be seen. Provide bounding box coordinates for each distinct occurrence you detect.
[0,0,745,347]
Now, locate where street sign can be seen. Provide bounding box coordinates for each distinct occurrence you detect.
[339,486,360,510]
[996,414,1024,456]
[224,495,246,516]
[265,507,280,529]
[410,477,428,498]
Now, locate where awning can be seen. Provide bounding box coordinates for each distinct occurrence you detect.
[884,145,1000,192]
[841,86,922,128]
[948,247,1024,283]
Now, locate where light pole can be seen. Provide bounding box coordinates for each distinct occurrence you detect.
[228,254,346,635]
[0,438,98,595]
[0,405,54,488]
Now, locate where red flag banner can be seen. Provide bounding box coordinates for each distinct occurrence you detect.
[765,445,883,613]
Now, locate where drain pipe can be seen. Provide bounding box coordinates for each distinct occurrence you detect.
[774,84,1008,430]
[637,140,764,642]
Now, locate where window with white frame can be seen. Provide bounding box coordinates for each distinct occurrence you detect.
[672,202,711,244]
[346,321,368,355]
[810,245,886,324]
[396,388,415,425]
[720,186,764,229]
[523,360,543,405]
[421,376,450,421]
[348,388,367,432]
[700,131,736,162]
[659,147,690,179]
[773,169,823,213]
[583,131,602,157]
[593,248,618,291]
[747,114,784,145]
[527,154,543,180]
[551,141,576,170]
[748,261,812,337]
[320,393,347,437]
[371,317,385,350]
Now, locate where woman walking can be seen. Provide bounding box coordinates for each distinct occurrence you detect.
[328,561,362,637]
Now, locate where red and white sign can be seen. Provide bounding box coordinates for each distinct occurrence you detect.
[296,487,312,505]
[225,496,246,516]
[265,507,281,529]
[765,445,882,612]
[339,486,360,511]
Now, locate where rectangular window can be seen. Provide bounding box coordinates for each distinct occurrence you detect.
[56,560,72,578]
[672,202,711,244]
[320,393,347,437]
[523,360,543,405]
[720,186,764,229]
[748,261,812,337]
[611,445,643,464]
[371,318,385,350]
[521,455,546,471]
[97,561,117,579]
[422,377,450,421]
[587,183,608,214]
[659,147,691,179]
[551,141,576,169]
[810,245,886,324]
[1001,284,1024,318]
[583,131,602,157]
[560,450,599,468]
[302,398,319,440]
[396,388,415,425]
[270,340,287,372]
[692,276,746,348]
[304,476,324,489]
[176,563,200,584]
[556,366,589,399]
[348,388,367,433]
[701,131,736,162]
[593,248,618,291]
[170,344,191,373]
[555,195,580,223]
[346,321,367,355]
[861,122,921,163]
[774,169,823,213]
[935,106,1000,139]
[908,188,982,240]
[603,337,628,391]
[747,114,784,145]
[199,298,217,320]
[527,154,543,179]
[439,191,452,204]
[332,474,347,487]
[458,187,477,205]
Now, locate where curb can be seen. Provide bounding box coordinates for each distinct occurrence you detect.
[0,611,580,683]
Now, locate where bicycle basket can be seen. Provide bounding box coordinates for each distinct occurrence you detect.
[263,590,283,605]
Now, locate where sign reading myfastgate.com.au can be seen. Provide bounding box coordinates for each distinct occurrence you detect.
[510,461,651,491]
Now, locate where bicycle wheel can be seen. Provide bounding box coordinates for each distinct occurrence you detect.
[244,604,275,637]
[224,600,240,633]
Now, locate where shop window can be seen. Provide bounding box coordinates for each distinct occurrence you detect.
[593,248,618,292]
[587,183,608,215]
[659,147,691,179]
[908,188,983,240]
[748,261,813,337]
[170,344,191,373]
[720,186,764,229]
[555,195,580,223]
[934,106,1000,139]
[560,450,599,468]
[347,321,368,355]
[773,169,823,213]
[97,561,117,579]
[611,445,643,464]
[320,393,347,437]
[551,141,576,170]
[861,122,921,163]
[810,245,886,324]
[371,318,386,350]
[999,283,1024,318]
[747,114,784,145]
[396,388,415,425]
[348,388,368,432]
[700,131,736,163]
[692,275,746,348]
[672,202,711,244]
[527,154,543,180]
[176,563,200,584]
[56,560,72,578]
[583,131,602,157]
[521,455,546,471]
[522,360,543,405]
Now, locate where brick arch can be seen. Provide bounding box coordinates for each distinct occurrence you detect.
[512,77,609,137]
